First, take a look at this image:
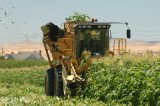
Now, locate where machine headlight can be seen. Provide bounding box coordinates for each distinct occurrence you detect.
[78,26,82,28]
[87,25,91,28]
[98,26,102,28]
[92,52,100,55]
[103,25,106,28]
[107,25,110,29]
[82,25,86,28]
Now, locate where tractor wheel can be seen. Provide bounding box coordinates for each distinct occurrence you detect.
[45,69,55,96]
[53,65,64,97]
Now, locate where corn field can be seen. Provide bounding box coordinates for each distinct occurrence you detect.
[0,53,160,105]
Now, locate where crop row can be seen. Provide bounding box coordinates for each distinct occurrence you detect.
[85,54,160,105]
[0,60,49,68]
[0,53,159,105]
[0,66,118,105]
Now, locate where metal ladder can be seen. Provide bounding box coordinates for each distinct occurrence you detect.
[113,38,127,55]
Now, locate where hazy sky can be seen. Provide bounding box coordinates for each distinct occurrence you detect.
[0,0,160,44]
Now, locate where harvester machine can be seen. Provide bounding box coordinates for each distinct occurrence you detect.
[41,19,131,96]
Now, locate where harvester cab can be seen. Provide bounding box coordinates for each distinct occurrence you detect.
[41,19,131,97]
[68,22,111,58]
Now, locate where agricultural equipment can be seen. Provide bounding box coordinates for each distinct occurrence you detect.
[41,19,131,96]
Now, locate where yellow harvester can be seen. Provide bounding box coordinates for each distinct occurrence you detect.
[41,19,131,96]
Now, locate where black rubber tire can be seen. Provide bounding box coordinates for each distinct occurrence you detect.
[54,65,64,97]
[45,69,55,96]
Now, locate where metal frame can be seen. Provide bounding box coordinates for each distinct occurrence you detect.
[113,38,127,55]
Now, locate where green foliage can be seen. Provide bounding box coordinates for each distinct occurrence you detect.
[0,66,113,105]
[65,12,91,22]
[0,68,46,86]
[0,60,49,68]
[84,54,160,105]
[0,56,5,60]
[0,54,160,105]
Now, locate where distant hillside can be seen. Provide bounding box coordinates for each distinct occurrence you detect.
[154,43,160,46]
[1,40,160,60]
[148,41,160,45]
[2,40,47,59]
[127,40,160,46]
[127,40,152,46]
[110,39,160,46]
[2,40,43,50]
